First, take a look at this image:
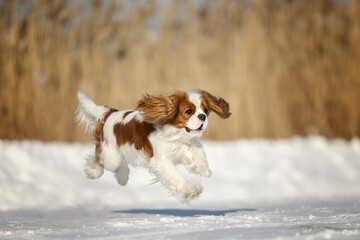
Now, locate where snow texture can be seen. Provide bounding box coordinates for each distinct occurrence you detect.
[1,137,360,239]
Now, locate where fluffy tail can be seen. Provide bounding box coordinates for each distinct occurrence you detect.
[76,91,110,134]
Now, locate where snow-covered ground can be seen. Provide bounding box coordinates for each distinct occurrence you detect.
[1,137,360,239]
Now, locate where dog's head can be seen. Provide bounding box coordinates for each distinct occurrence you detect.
[137,90,231,138]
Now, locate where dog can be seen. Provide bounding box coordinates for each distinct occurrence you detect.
[76,90,231,203]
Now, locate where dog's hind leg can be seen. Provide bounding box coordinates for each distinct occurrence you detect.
[114,160,130,186]
[99,142,130,186]
[84,155,104,179]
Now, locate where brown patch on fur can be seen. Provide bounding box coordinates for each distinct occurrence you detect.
[113,115,155,158]
[136,91,197,129]
[94,108,118,163]
[201,90,231,119]
[170,93,196,128]
[136,92,181,126]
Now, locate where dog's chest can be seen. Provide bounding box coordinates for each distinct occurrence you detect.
[165,141,197,164]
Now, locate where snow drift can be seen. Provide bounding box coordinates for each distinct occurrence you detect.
[1,136,360,211]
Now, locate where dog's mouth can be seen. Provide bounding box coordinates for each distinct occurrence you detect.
[185,124,203,133]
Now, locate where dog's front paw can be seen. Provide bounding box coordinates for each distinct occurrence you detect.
[177,182,203,203]
[201,168,212,177]
[189,164,212,178]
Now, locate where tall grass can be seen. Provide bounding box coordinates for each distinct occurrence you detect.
[0,0,359,141]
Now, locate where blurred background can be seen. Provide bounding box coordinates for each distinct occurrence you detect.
[0,0,359,142]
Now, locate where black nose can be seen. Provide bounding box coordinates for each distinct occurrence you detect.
[198,114,206,122]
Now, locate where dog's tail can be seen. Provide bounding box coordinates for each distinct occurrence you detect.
[76,91,110,134]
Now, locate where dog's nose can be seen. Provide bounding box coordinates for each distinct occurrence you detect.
[198,114,206,122]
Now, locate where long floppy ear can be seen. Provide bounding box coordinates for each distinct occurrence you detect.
[136,93,179,125]
[201,90,231,119]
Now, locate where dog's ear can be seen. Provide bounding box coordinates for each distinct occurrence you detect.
[137,93,180,125]
[201,90,231,119]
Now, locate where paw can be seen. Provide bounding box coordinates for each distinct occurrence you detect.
[189,164,212,178]
[85,165,104,179]
[199,168,212,177]
[177,182,203,203]
[115,173,129,186]
[114,167,129,186]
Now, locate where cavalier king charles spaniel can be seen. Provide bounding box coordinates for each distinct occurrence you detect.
[76,90,231,203]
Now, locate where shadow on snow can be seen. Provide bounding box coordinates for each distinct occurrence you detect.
[112,208,257,217]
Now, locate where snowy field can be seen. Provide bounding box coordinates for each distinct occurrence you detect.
[1,137,360,239]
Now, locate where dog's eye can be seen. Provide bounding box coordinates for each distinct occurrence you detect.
[185,109,193,115]
[204,108,209,115]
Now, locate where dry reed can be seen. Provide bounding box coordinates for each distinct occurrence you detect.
[0,0,359,141]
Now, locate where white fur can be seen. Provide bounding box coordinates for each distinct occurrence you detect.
[182,91,209,138]
[147,127,211,202]
[76,91,110,133]
[76,91,212,203]
[84,155,104,179]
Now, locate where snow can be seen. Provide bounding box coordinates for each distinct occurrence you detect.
[1,136,360,239]
[1,199,360,239]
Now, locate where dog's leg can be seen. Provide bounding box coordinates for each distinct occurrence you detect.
[99,143,130,186]
[185,148,212,177]
[149,158,203,203]
[114,159,130,186]
[100,143,121,172]
[84,155,104,179]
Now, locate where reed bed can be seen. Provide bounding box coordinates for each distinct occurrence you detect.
[1,0,359,141]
